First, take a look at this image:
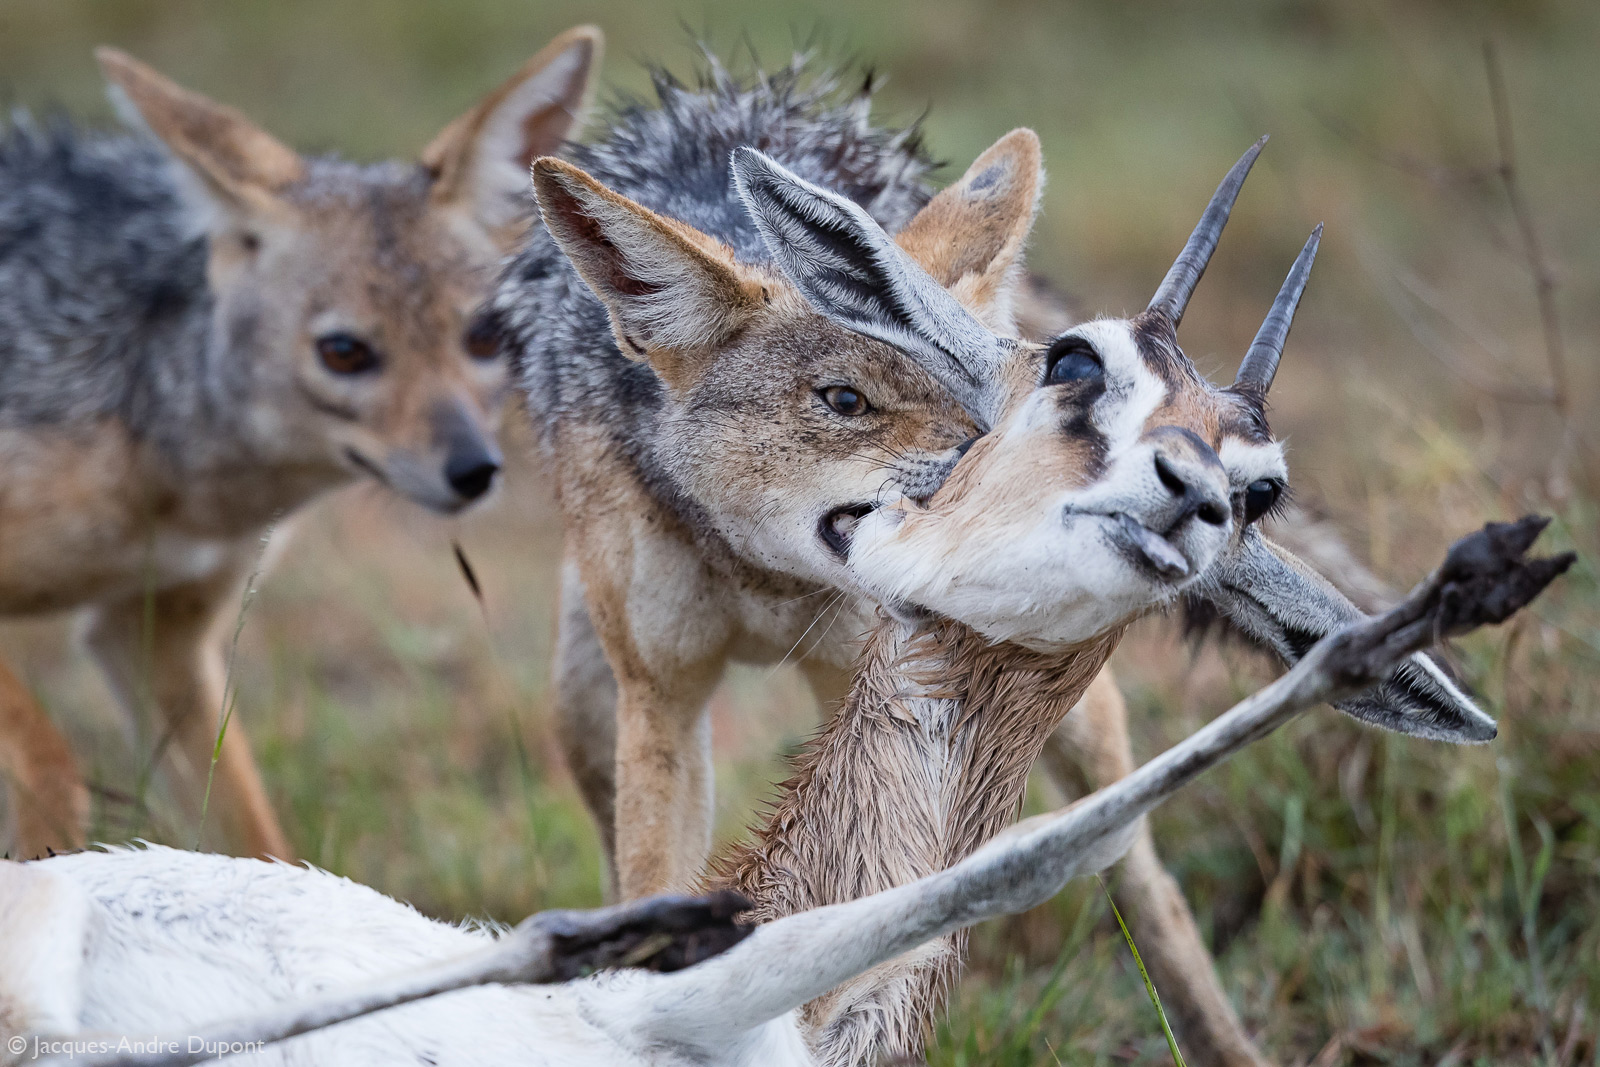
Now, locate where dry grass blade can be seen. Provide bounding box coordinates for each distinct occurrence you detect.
[1482,39,1568,418]
[452,540,489,623]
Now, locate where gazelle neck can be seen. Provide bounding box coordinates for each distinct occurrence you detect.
[714,614,1121,1065]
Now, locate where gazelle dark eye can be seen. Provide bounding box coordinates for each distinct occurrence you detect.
[820,385,871,417]
[1044,339,1103,385]
[1243,479,1281,524]
[315,333,381,375]
[463,310,503,361]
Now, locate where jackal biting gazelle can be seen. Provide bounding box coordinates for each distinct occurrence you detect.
[0,27,601,860]
[500,68,1494,1065]
[0,141,1566,1062]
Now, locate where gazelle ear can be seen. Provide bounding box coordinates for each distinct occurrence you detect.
[531,157,761,387]
[423,26,601,235]
[732,147,1012,430]
[1190,528,1499,743]
[97,47,303,223]
[893,128,1043,333]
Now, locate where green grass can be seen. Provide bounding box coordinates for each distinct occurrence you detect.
[1103,876,1190,1067]
[1,1,1596,1063]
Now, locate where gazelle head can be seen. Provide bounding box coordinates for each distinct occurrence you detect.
[734,141,1498,743]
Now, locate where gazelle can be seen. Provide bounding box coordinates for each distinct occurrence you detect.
[0,511,1555,1067]
[4,145,1564,1067]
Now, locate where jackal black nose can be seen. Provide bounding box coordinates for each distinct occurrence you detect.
[446,449,500,501]
[434,399,502,504]
[1149,429,1228,529]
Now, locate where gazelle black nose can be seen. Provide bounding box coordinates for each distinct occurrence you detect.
[446,453,499,501]
[1149,430,1229,528]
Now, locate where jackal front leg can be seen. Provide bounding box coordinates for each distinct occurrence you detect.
[573,550,728,899]
[553,559,621,897]
[1040,669,1274,1067]
[0,659,90,859]
[609,663,719,899]
[84,568,292,861]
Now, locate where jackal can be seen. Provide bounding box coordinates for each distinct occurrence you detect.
[0,27,601,861]
[489,62,965,902]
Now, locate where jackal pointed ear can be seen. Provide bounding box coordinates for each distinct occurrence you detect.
[894,128,1043,333]
[423,26,601,234]
[1191,528,1499,743]
[532,157,760,384]
[96,47,304,221]
[732,147,1012,430]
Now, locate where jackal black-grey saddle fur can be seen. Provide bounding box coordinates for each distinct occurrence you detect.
[492,58,939,515]
[0,114,472,482]
[0,117,222,445]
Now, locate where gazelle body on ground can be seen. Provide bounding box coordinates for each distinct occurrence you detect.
[0,140,1550,1067]
[0,27,600,860]
[2,514,1561,1067]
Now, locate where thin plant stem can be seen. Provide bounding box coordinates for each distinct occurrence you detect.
[129,516,161,839]
[1483,40,1568,418]
[1099,875,1188,1067]
[194,524,276,850]
[1496,757,1555,1060]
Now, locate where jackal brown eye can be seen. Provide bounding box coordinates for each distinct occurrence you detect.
[315,332,382,376]
[1243,479,1281,524]
[1044,339,1103,386]
[463,311,503,361]
[820,385,871,417]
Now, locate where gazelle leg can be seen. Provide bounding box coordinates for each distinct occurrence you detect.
[84,569,292,861]
[1041,668,1273,1067]
[553,559,622,898]
[0,659,89,859]
[0,861,92,1048]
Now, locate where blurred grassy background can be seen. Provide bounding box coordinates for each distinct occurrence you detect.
[1,1,1596,1064]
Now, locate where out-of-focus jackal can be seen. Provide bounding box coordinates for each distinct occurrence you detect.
[0,27,601,860]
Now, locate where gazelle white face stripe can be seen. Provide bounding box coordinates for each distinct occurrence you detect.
[1076,320,1167,451]
[1218,436,1287,488]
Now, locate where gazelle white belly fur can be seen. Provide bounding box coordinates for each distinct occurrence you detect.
[4,848,811,1067]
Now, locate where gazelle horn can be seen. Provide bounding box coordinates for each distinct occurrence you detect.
[1146,136,1267,326]
[1235,223,1321,392]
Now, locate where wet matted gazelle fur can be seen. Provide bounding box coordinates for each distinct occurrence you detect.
[0,27,600,861]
